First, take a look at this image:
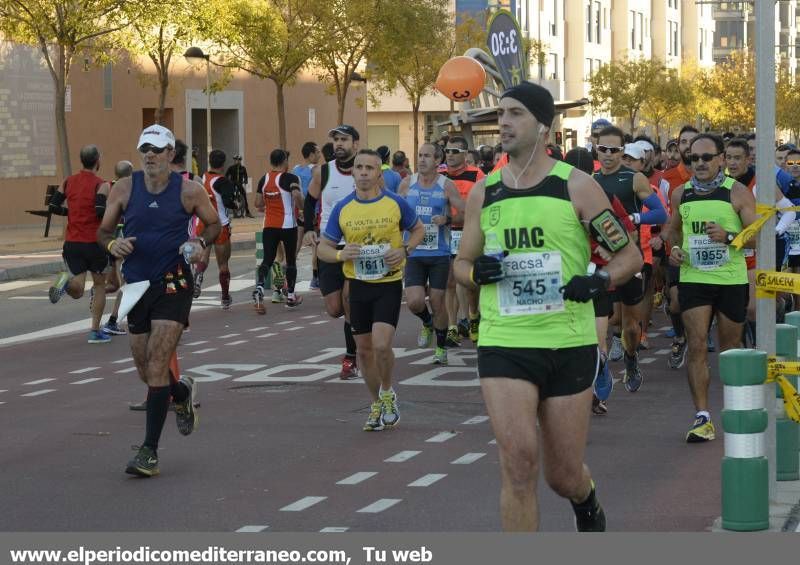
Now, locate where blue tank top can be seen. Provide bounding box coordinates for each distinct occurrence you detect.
[404,174,450,257]
[122,171,193,283]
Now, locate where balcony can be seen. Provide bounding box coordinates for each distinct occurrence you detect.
[712,4,753,22]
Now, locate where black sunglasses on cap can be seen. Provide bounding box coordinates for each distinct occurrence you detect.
[689,152,720,163]
[597,145,624,154]
[445,148,466,155]
[138,144,168,155]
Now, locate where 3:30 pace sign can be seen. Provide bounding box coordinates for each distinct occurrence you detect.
[486,10,527,88]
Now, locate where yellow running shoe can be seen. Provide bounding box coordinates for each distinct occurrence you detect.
[686,415,715,443]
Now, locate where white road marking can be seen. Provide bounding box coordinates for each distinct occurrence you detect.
[639,357,657,364]
[255,333,276,339]
[113,357,133,364]
[23,378,56,386]
[384,451,421,463]
[235,525,269,533]
[647,333,661,338]
[286,326,303,331]
[488,439,497,445]
[182,340,208,347]
[462,416,489,425]
[115,367,138,374]
[193,348,218,354]
[275,321,293,325]
[0,402,5,405]
[248,327,269,332]
[0,280,48,292]
[69,367,100,374]
[336,472,377,485]
[408,474,447,487]
[302,315,318,319]
[21,389,56,397]
[280,496,327,512]
[203,280,253,293]
[451,452,486,465]
[426,432,458,443]
[310,320,329,325]
[8,296,50,300]
[0,390,6,393]
[219,333,240,339]
[655,349,671,355]
[70,378,103,385]
[658,326,672,331]
[225,340,249,346]
[357,499,402,513]
[320,527,349,533]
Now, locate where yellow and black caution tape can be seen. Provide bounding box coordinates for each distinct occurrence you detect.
[731,203,800,249]
[766,357,800,423]
[754,269,800,298]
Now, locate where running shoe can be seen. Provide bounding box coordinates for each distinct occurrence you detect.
[286,293,303,308]
[221,295,232,310]
[593,352,612,401]
[271,290,284,304]
[445,326,461,348]
[686,414,715,443]
[309,276,320,291]
[653,291,664,309]
[591,395,608,416]
[193,271,204,299]
[622,352,643,392]
[379,389,399,427]
[48,271,70,304]
[125,445,159,477]
[706,333,716,353]
[469,315,480,342]
[665,327,676,338]
[88,329,111,344]
[638,335,649,350]
[433,346,448,365]
[457,318,470,338]
[271,263,285,291]
[571,482,606,532]
[340,355,358,380]
[608,335,624,362]
[668,339,687,369]
[128,399,147,411]
[253,287,265,315]
[417,324,433,348]
[174,376,198,436]
[103,321,127,335]
[363,401,385,431]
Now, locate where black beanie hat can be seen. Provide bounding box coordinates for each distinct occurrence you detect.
[500,81,555,128]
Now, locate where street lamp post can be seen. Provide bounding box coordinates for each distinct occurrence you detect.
[184,46,212,161]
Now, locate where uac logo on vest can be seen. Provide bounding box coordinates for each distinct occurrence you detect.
[504,227,545,249]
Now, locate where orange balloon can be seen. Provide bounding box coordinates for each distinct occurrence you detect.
[435,56,486,102]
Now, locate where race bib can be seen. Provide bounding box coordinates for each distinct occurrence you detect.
[354,244,390,281]
[787,221,800,254]
[497,252,564,316]
[450,230,463,255]
[418,223,439,251]
[688,235,729,270]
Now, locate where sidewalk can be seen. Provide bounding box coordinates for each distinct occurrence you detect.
[0,215,264,281]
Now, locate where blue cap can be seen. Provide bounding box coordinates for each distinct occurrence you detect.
[591,118,612,131]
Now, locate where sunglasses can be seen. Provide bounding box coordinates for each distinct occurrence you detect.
[138,144,167,155]
[786,160,800,166]
[689,153,720,163]
[445,148,466,155]
[597,145,624,154]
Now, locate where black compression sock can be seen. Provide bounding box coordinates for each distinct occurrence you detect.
[108,315,117,325]
[670,312,685,339]
[170,379,189,403]
[144,386,170,451]
[413,307,432,326]
[435,328,447,348]
[344,322,357,356]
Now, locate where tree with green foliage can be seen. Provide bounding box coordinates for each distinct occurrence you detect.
[776,64,800,143]
[0,0,140,175]
[640,68,695,143]
[695,49,755,132]
[588,56,666,135]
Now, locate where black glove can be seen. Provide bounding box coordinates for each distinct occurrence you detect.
[560,272,610,302]
[471,254,505,285]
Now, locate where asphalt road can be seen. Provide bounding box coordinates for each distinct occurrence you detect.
[0,252,725,532]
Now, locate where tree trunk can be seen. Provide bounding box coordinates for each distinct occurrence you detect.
[155,68,169,125]
[412,98,421,167]
[54,45,71,177]
[337,81,346,125]
[275,81,287,149]
[629,111,636,136]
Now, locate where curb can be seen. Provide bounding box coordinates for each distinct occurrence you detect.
[0,239,257,282]
[783,501,800,532]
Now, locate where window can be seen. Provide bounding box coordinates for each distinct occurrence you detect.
[594,1,601,43]
[638,12,644,50]
[630,10,636,50]
[549,53,559,79]
[586,2,592,42]
[103,63,112,109]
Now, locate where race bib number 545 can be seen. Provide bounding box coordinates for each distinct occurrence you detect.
[497,251,564,316]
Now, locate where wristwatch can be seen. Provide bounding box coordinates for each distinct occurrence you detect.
[194,237,207,249]
[726,232,737,244]
[594,269,611,289]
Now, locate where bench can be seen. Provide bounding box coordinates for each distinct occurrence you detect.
[25,185,59,237]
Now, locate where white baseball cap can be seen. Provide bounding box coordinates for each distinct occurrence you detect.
[634,140,654,153]
[137,124,176,150]
[624,143,645,160]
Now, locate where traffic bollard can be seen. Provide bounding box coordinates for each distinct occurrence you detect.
[775,323,800,481]
[720,349,769,531]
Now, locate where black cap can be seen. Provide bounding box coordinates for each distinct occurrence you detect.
[233,154,242,160]
[376,145,391,162]
[270,149,290,166]
[328,125,360,140]
[500,81,555,128]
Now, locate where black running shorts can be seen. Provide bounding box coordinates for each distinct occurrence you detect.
[592,290,613,318]
[318,257,345,297]
[477,345,599,399]
[404,255,451,290]
[348,279,403,335]
[609,271,645,306]
[678,282,749,324]
[127,277,194,335]
[63,241,109,276]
